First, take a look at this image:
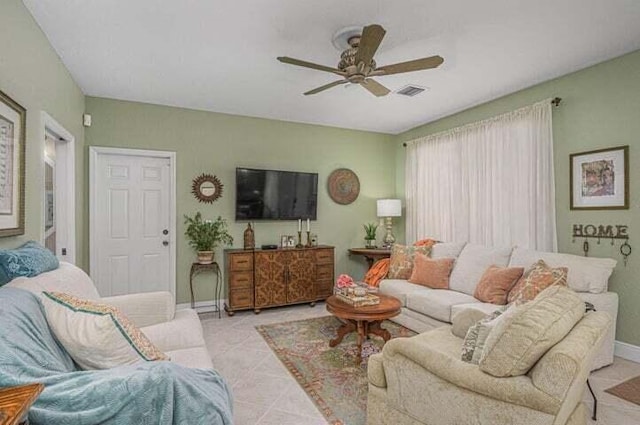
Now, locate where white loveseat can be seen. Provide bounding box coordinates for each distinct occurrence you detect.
[7,262,213,369]
[379,242,618,370]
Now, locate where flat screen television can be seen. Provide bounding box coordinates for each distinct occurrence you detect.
[235,168,318,220]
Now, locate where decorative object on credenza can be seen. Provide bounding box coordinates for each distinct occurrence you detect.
[327,168,360,205]
[0,90,26,237]
[377,199,401,249]
[243,222,255,250]
[571,223,632,265]
[184,212,233,264]
[191,173,224,204]
[570,146,629,210]
[363,222,378,249]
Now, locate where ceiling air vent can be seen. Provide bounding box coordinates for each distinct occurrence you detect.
[396,85,428,97]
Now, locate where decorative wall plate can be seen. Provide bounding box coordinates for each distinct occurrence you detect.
[327,168,360,205]
[192,173,223,203]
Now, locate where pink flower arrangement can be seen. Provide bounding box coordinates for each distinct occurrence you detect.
[336,274,355,289]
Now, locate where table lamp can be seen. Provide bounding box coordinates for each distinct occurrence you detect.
[377,199,402,249]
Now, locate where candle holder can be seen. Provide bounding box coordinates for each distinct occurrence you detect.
[305,230,312,248]
[296,231,304,248]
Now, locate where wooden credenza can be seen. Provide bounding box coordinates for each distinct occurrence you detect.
[224,246,334,315]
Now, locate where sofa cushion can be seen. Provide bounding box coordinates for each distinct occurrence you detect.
[7,261,100,300]
[430,242,467,260]
[474,265,524,305]
[451,302,502,318]
[507,259,567,304]
[451,308,489,339]
[408,254,455,289]
[449,244,513,296]
[508,247,616,294]
[407,290,479,322]
[479,285,585,377]
[42,291,169,370]
[379,279,429,307]
[0,241,59,286]
[388,244,432,279]
[165,346,213,370]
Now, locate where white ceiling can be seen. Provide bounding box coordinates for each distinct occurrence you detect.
[23,0,640,134]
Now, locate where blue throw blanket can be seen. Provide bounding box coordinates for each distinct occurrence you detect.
[0,287,233,424]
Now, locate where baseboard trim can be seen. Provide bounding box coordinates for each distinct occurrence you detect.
[614,340,640,363]
[176,299,227,314]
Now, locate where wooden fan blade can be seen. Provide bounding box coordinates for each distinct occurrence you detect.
[304,80,347,95]
[277,57,345,76]
[360,79,390,97]
[355,24,386,66]
[375,55,444,76]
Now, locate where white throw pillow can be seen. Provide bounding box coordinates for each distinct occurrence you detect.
[42,291,169,370]
[508,247,616,293]
[448,243,513,295]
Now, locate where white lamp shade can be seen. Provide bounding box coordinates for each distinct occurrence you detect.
[377,199,402,217]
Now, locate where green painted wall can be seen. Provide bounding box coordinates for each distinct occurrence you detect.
[395,49,640,345]
[0,0,85,264]
[84,97,395,304]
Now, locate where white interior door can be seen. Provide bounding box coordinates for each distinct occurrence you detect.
[91,148,175,297]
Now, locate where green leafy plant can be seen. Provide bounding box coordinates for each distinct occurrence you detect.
[184,212,234,252]
[363,222,378,240]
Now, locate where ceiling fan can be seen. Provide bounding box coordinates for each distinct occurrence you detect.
[277,24,444,97]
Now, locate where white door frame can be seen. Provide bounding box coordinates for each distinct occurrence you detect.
[89,147,177,297]
[40,112,76,264]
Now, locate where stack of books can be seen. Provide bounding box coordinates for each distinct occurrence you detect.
[335,292,380,307]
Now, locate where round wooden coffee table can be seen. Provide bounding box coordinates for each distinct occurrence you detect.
[326,293,401,363]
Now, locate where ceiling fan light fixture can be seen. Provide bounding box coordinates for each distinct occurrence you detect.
[332,26,364,51]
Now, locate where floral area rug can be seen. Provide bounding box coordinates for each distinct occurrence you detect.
[255,315,416,425]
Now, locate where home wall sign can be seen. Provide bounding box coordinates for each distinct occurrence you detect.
[571,223,632,265]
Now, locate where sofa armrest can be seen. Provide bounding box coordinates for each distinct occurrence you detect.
[368,353,387,388]
[101,291,176,327]
[383,327,561,415]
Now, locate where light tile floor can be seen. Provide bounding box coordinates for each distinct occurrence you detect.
[199,304,640,425]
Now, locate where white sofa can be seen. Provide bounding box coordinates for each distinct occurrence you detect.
[379,242,618,370]
[7,262,213,369]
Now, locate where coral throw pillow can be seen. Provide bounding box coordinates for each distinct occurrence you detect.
[413,238,438,248]
[408,253,455,289]
[364,258,390,288]
[507,259,568,304]
[388,244,432,280]
[474,265,525,305]
[42,291,169,370]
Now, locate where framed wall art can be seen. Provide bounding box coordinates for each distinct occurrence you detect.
[0,90,26,237]
[570,145,629,210]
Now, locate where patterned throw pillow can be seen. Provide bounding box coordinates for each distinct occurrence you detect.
[507,259,568,304]
[0,241,59,286]
[388,244,432,279]
[474,265,525,305]
[42,292,168,370]
[461,305,516,364]
[363,258,390,287]
[408,254,455,289]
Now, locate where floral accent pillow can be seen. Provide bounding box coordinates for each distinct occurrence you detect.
[461,305,517,364]
[507,259,568,304]
[388,244,432,280]
[42,292,168,370]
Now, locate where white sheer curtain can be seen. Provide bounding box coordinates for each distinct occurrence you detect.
[405,99,557,251]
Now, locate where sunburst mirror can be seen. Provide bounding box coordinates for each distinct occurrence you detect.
[192,173,223,203]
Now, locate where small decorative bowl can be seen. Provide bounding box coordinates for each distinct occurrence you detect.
[354,287,367,297]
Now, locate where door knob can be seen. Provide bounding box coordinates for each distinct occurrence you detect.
[162,241,169,246]
[163,229,169,235]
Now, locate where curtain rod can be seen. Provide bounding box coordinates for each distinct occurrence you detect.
[402,97,562,147]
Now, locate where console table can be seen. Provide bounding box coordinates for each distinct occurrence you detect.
[224,246,335,315]
[348,248,391,269]
[189,262,222,318]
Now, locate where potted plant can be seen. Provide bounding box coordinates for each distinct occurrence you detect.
[184,212,234,264]
[363,222,378,249]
